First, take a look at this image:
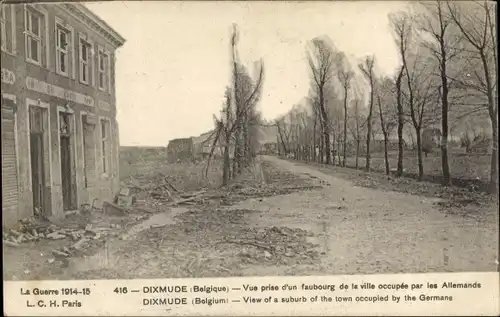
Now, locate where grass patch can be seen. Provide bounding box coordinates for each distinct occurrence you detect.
[341,150,492,191]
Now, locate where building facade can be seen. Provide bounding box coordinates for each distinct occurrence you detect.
[1,3,125,227]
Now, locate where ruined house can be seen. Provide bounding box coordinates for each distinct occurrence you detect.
[1,3,125,227]
[192,130,226,159]
[166,138,194,163]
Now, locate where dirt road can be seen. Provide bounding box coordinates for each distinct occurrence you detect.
[235,155,499,275]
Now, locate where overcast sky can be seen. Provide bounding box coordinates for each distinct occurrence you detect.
[86,1,409,147]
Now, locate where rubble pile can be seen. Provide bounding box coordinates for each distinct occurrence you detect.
[3,219,121,247]
[122,174,180,202]
[225,226,320,263]
[117,174,211,210]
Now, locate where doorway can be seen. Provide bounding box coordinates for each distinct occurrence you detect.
[29,106,47,216]
[59,111,77,211]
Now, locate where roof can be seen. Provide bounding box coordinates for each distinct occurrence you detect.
[59,3,126,48]
[167,138,193,146]
[192,130,216,146]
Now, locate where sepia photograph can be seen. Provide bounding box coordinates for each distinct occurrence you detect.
[1,0,498,284]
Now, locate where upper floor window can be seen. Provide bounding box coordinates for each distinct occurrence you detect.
[25,7,43,64]
[79,38,91,84]
[97,49,108,91]
[56,24,71,76]
[1,7,7,52]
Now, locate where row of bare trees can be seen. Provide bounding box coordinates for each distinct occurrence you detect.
[274,1,498,193]
[206,24,265,186]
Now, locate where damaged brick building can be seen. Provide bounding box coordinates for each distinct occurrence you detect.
[1,3,125,227]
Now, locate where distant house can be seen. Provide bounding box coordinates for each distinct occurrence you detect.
[260,142,277,154]
[422,128,442,156]
[192,130,219,158]
[192,130,237,159]
[166,138,194,163]
[372,133,406,152]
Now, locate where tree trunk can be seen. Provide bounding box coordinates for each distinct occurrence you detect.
[378,96,390,175]
[233,127,242,175]
[242,113,249,167]
[222,141,230,186]
[396,67,404,177]
[416,127,424,180]
[319,87,331,165]
[439,58,451,186]
[365,79,374,172]
[337,138,342,166]
[231,31,242,177]
[343,92,348,167]
[313,114,317,162]
[365,111,373,172]
[319,132,324,164]
[355,139,360,169]
[490,117,498,194]
[383,133,389,175]
[355,107,360,170]
[478,49,499,194]
[319,117,324,164]
[276,134,280,156]
[331,130,336,166]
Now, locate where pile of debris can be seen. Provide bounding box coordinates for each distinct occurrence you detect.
[224,226,320,263]
[116,174,208,211]
[122,174,180,201]
[116,173,220,212]
[4,219,108,247]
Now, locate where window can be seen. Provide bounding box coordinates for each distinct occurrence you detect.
[98,50,108,91]
[100,119,109,174]
[25,8,42,64]
[1,5,17,54]
[1,7,6,51]
[79,39,91,84]
[56,25,70,76]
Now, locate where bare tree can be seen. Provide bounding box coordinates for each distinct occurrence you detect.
[403,52,439,180]
[307,93,321,162]
[447,1,498,193]
[376,77,398,175]
[416,1,467,186]
[229,25,265,176]
[338,56,354,167]
[307,37,337,165]
[206,24,264,186]
[390,12,413,177]
[347,98,364,169]
[276,115,292,156]
[358,55,376,172]
[325,84,343,166]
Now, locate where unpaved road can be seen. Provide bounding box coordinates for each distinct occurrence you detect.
[235,156,499,275]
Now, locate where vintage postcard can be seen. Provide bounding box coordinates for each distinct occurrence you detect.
[1,1,499,316]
